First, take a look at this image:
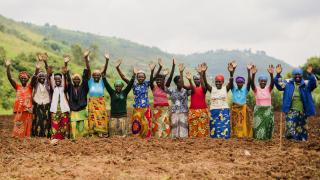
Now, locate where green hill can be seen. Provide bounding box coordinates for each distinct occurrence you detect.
[0,14,298,114]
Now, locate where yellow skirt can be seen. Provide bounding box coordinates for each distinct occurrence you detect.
[231,103,252,138]
[88,97,108,134]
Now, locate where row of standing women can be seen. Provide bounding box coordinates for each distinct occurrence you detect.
[5,51,317,144]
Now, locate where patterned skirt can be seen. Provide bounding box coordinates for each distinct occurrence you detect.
[152,106,171,138]
[51,111,70,140]
[12,111,32,138]
[188,108,210,137]
[131,107,152,138]
[88,97,108,135]
[231,103,252,138]
[253,106,274,140]
[210,108,231,139]
[285,109,308,141]
[32,103,51,138]
[70,109,89,139]
[171,112,188,138]
[109,116,128,136]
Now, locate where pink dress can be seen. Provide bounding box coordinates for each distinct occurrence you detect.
[254,86,272,106]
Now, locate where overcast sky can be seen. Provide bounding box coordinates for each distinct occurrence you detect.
[0,0,319,66]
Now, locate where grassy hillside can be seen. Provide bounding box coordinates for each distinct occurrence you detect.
[2,14,318,115]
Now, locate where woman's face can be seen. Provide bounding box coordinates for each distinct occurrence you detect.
[115,84,123,93]
[92,73,101,82]
[137,73,146,84]
[19,77,29,86]
[54,75,62,86]
[236,81,244,89]
[259,79,267,89]
[193,77,201,86]
[72,76,81,86]
[294,74,302,83]
[156,76,165,86]
[215,80,223,89]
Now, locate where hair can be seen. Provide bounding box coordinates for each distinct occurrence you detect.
[54,73,63,78]
[173,75,180,84]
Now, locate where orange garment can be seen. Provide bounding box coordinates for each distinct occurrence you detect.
[13,83,33,113]
[12,112,32,138]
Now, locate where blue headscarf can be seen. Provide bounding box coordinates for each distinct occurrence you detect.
[258,75,268,81]
[292,68,303,75]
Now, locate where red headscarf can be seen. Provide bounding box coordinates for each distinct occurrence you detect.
[215,74,224,81]
[19,71,30,79]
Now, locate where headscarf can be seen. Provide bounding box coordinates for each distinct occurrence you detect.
[258,75,268,82]
[215,74,224,81]
[37,71,46,78]
[114,80,124,87]
[19,71,30,79]
[72,73,82,81]
[292,68,303,75]
[193,74,200,80]
[92,69,101,76]
[137,70,146,77]
[235,76,245,83]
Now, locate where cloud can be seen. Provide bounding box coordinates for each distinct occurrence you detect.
[0,0,319,66]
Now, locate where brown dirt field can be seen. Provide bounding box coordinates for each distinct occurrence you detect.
[0,112,319,179]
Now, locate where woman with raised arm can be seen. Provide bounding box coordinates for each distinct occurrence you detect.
[251,65,275,140]
[230,63,253,138]
[5,59,36,138]
[49,56,70,144]
[151,58,175,138]
[165,64,191,138]
[183,64,210,137]
[274,64,317,141]
[102,61,136,137]
[202,62,234,139]
[32,53,51,138]
[87,52,109,137]
[65,51,91,139]
[116,59,153,138]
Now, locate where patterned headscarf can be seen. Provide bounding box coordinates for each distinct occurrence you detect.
[72,73,82,81]
[114,79,124,87]
[215,74,224,81]
[19,71,30,79]
[92,69,101,76]
[258,75,268,82]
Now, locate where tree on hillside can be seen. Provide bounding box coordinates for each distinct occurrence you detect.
[71,44,83,64]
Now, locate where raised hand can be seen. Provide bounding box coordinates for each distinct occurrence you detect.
[42,53,48,62]
[63,54,71,63]
[158,58,163,67]
[186,71,192,80]
[5,59,11,67]
[162,68,170,76]
[36,61,41,69]
[276,64,282,74]
[149,63,156,70]
[178,63,185,72]
[172,58,176,65]
[251,65,257,74]
[37,53,43,61]
[306,64,313,74]
[196,64,202,73]
[267,64,274,74]
[115,59,122,68]
[231,60,237,69]
[247,63,253,70]
[227,62,233,72]
[133,67,139,75]
[104,50,110,60]
[201,63,208,72]
[84,50,90,59]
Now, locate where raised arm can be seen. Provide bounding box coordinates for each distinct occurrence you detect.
[201,63,212,92]
[149,62,156,90]
[246,63,252,91]
[185,71,195,93]
[165,58,176,87]
[306,65,317,91]
[198,64,207,92]
[123,68,137,95]
[5,60,16,89]
[83,50,91,77]
[226,61,236,92]
[178,63,186,88]
[267,64,275,91]
[274,64,285,91]
[101,50,109,76]
[154,58,163,78]
[31,61,41,87]
[250,65,257,91]
[115,59,130,84]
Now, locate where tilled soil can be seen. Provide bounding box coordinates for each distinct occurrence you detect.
[0,112,319,179]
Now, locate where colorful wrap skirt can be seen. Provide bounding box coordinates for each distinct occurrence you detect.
[285,109,308,141]
[131,107,152,138]
[152,106,171,138]
[231,103,252,138]
[188,108,210,137]
[70,109,89,139]
[12,111,32,138]
[210,108,231,139]
[253,106,274,140]
[171,112,188,138]
[109,116,129,136]
[32,103,51,138]
[51,111,70,140]
[88,97,108,135]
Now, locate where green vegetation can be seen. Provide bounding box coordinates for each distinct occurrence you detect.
[0,14,318,115]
